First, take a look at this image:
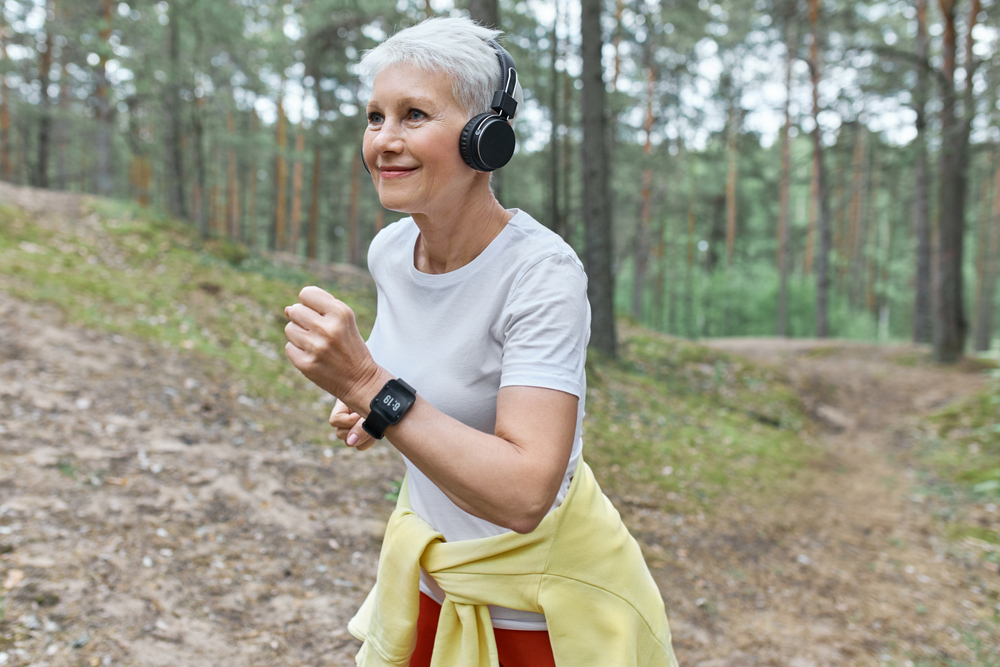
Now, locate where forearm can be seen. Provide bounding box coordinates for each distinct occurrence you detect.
[385,397,568,533]
[344,370,570,534]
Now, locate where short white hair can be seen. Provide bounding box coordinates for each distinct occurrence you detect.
[358,17,522,120]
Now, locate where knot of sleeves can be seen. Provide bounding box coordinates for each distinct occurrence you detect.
[348,461,678,667]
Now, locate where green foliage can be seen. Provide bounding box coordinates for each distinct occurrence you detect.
[3,0,997,348]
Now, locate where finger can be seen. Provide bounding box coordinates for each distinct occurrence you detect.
[284,302,324,329]
[299,286,340,316]
[284,340,307,367]
[284,320,312,349]
[346,421,374,450]
[329,401,351,423]
[330,410,361,430]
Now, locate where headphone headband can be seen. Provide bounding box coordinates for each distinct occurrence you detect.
[488,40,518,120]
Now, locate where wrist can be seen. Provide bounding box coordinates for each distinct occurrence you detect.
[347,364,394,418]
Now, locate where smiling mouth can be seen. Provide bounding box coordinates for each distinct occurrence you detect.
[379,166,417,178]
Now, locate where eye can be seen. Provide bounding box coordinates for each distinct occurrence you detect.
[407,109,426,121]
[367,111,383,126]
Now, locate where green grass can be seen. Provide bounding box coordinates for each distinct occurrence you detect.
[0,197,374,404]
[1,194,820,514]
[922,365,1000,510]
[582,325,816,511]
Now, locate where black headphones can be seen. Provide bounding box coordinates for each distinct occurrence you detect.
[363,40,518,175]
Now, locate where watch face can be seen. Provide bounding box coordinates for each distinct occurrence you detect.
[378,384,411,420]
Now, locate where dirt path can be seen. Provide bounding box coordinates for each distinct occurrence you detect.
[649,338,997,666]
[1,186,997,666]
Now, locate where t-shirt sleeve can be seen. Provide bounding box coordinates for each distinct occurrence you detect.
[499,253,591,398]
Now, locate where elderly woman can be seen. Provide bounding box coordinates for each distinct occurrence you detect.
[284,17,676,667]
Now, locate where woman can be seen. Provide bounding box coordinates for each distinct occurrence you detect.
[284,17,676,667]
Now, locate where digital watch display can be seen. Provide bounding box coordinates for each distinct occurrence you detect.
[362,378,417,440]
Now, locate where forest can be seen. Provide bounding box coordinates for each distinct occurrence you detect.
[0,0,998,362]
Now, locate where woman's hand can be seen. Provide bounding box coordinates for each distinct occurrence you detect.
[329,399,376,452]
[284,286,389,414]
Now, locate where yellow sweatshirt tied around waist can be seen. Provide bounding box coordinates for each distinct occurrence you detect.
[348,460,678,667]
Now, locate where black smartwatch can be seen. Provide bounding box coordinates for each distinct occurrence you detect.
[362,378,417,440]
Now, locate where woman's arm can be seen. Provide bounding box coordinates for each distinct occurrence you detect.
[285,286,577,534]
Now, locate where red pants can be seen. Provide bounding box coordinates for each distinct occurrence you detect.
[410,592,556,667]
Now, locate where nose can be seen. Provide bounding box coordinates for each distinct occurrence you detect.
[369,118,404,162]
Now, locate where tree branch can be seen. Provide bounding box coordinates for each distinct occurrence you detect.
[871,44,948,89]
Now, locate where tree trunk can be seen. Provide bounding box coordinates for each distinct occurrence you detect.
[666,211,678,335]
[290,124,304,255]
[79,147,87,192]
[980,161,1000,351]
[725,104,740,266]
[581,0,617,358]
[777,28,793,337]
[556,32,574,243]
[549,10,563,239]
[307,144,321,261]
[274,99,288,251]
[809,0,832,338]
[932,0,974,362]
[0,8,10,182]
[866,154,882,316]
[650,211,666,331]
[165,7,187,219]
[562,35,573,245]
[57,39,69,191]
[193,97,207,237]
[348,143,362,266]
[226,112,239,241]
[94,0,114,196]
[467,0,498,27]
[632,64,655,321]
[35,0,54,189]
[847,126,866,301]
[246,111,258,247]
[805,154,816,275]
[973,160,996,351]
[209,180,220,237]
[912,0,933,343]
[678,140,696,339]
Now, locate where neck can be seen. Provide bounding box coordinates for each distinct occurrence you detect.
[412,188,512,274]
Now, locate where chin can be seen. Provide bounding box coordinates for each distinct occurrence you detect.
[377,197,416,214]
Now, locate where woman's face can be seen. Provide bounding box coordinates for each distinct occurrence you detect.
[364,63,478,217]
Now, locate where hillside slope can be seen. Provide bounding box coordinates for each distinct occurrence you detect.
[1,184,997,666]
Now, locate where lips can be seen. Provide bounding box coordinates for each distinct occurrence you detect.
[378,165,417,178]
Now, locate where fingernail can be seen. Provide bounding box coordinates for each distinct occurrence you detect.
[347,433,358,446]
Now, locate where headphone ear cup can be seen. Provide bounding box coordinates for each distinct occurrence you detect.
[459,114,515,172]
[361,146,371,175]
[459,113,493,171]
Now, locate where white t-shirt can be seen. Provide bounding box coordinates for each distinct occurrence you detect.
[365,209,590,630]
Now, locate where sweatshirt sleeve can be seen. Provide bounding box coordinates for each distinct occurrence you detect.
[499,253,591,398]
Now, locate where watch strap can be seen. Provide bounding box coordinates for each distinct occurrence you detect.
[362,407,392,440]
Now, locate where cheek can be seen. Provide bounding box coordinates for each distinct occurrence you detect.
[362,133,375,172]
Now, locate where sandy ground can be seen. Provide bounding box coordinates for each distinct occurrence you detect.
[1,187,998,666]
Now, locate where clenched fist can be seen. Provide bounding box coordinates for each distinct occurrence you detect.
[284,286,389,419]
